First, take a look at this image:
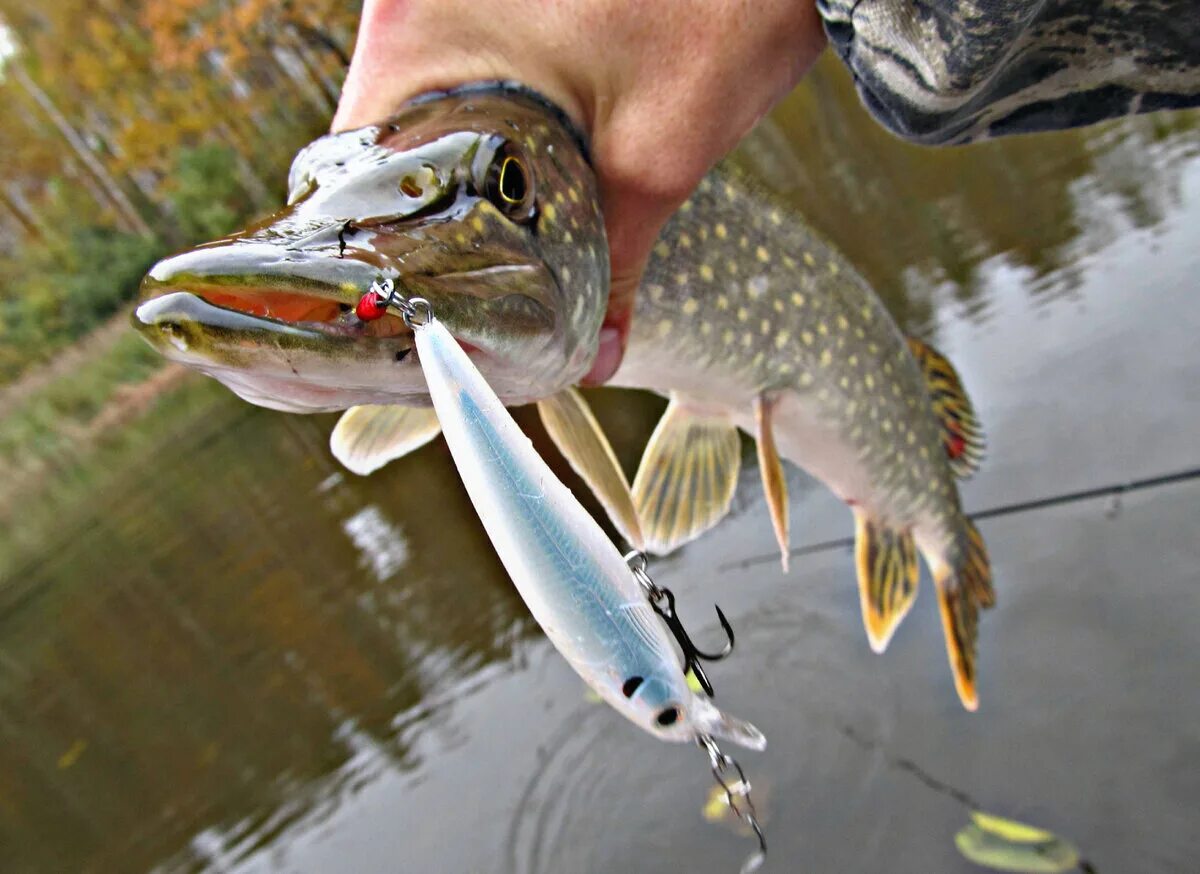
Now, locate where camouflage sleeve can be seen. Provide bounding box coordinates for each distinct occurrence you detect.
[816,0,1200,144]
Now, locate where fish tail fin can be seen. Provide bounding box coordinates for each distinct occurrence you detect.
[907,337,986,478]
[925,516,994,711]
[691,697,767,751]
[853,509,920,653]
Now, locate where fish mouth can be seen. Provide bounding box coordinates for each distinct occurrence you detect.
[137,239,551,350]
[133,236,561,411]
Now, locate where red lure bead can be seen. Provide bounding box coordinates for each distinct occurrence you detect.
[355,290,387,321]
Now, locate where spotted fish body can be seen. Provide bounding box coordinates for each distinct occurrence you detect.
[614,171,993,709]
[133,86,992,710]
[623,175,952,560]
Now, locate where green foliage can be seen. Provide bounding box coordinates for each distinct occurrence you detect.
[167,143,255,241]
[0,144,264,382]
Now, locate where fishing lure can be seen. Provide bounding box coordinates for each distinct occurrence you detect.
[364,280,767,868]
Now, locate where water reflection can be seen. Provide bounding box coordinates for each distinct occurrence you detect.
[0,400,547,872]
[738,55,1199,335]
[0,56,1197,874]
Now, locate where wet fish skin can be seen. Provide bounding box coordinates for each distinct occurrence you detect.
[133,87,610,412]
[132,88,993,708]
[613,171,993,709]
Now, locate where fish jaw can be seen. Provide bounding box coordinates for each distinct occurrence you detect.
[134,86,609,412]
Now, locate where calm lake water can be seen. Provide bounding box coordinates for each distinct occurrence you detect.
[2,56,1198,873]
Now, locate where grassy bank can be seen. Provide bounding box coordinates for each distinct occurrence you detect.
[0,314,199,522]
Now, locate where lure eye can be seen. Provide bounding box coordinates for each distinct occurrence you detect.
[484,144,536,222]
[622,676,644,698]
[656,706,680,727]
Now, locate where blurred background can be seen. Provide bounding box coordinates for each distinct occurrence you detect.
[1,3,1197,873]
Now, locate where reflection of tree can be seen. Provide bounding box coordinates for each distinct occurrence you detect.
[0,1,361,381]
[0,396,537,872]
[736,53,1200,335]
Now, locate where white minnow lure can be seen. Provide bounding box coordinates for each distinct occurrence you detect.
[412,310,766,752]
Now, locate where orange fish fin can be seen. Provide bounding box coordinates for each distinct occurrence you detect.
[853,510,919,653]
[754,394,790,572]
[631,395,741,555]
[927,516,994,711]
[907,337,986,479]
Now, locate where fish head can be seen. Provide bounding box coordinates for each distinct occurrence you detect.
[134,86,608,412]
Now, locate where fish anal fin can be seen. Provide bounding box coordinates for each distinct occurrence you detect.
[754,394,790,572]
[537,387,645,550]
[330,404,442,476]
[907,337,986,479]
[853,510,919,653]
[927,516,994,711]
[631,395,741,555]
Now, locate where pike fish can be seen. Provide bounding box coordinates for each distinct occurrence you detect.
[134,83,993,710]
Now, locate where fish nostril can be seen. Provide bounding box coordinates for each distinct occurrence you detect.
[394,348,411,363]
[158,321,189,352]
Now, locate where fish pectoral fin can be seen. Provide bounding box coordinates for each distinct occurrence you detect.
[754,394,790,572]
[907,336,986,479]
[537,388,645,551]
[631,395,741,555]
[853,510,919,653]
[330,404,442,476]
[691,696,767,752]
[928,517,994,711]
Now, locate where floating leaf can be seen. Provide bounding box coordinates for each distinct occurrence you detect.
[56,739,87,769]
[971,810,1058,844]
[955,810,1080,873]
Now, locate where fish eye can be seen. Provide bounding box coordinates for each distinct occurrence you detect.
[656,706,680,727]
[497,156,526,203]
[484,144,536,222]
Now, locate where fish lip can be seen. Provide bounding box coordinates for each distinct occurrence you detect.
[133,290,405,344]
[138,238,555,354]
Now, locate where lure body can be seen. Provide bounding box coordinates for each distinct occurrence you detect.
[415,318,764,750]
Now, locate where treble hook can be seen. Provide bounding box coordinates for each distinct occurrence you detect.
[650,586,735,697]
[625,551,734,698]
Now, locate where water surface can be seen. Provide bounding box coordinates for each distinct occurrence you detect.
[1,56,1198,874]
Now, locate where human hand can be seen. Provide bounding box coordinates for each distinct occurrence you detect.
[333,0,826,383]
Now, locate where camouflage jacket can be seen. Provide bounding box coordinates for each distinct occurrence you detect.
[818,0,1199,143]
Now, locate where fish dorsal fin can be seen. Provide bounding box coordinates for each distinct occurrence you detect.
[632,395,741,555]
[537,388,645,550]
[330,404,442,475]
[929,517,994,711]
[754,394,790,572]
[907,337,986,478]
[853,510,919,653]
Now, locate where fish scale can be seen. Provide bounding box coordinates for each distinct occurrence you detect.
[134,85,994,711]
[621,171,954,536]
